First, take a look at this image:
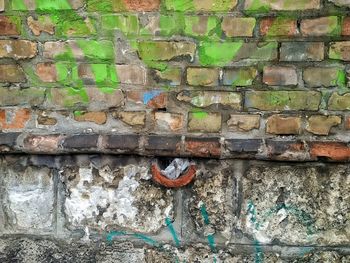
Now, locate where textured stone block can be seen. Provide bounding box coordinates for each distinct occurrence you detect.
[306,115,341,135]
[303,67,344,87]
[227,114,260,131]
[260,17,298,36]
[0,40,37,59]
[301,16,339,36]
[186,67,219,86]
[0,16,21,35]
[1,162,54,232]
[263,66,298,86]
[222,17,256,37]
[0,65,26,83]
[62,162,174,233]
[223,67,258,86]
[266,115,302,135]
[240,164,350,245]
[0,87,45,107]
[188,112,222,133]
[329,41,350,61]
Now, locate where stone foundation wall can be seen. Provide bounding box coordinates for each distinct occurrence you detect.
[0,155,349,262]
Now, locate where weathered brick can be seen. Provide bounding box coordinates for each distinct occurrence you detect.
[0,109,31,130]
[188,112,222,133]
[35,63,57,83]
[328,92,350,110]
[63,134,99,149]
[227,114,260,131]
[329,41,350,61]
[301,16,339,36]
[0,64,26,83]
[77,64,118,86]
[306,115,341,135]
[265,140,307,161]
[116,65,147,85]
[303,67,344,87]
[104,134,140,151]
[184,16,220,37]
[346,115,350,130]
[260,17,298,37]
[342,17,350,36]
[153,112,184,132]
[127,90,167,109]
[0,40,37,59]
[49,87,124,110]
[280,42,324,62]
[74,111,107,125]
[23,135,61,153]
[27,16,55,36]
[186,68,219,86]
[184,137,221,157]
[37,111,57,126]
[266,115,301,135]
[223,67,258,86]
[222,17,256,37]
[138,41,196,61]
[154,67,182,86]
[263,66,298,86]
[310,142,350,161]
[0,87,45,106]
[199,41,277,66]
[269,115,303,136]
[225,139,262,155]
[0,16,20,35]
[177,91,241,109]
[164,0,238,12]
[145,135,181,155]
[244,0,320,11]
[112,111,146,127]
[245,91,321,111]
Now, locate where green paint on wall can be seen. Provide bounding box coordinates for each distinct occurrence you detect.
[192,111,209,119]
[35,0,72,10]
[101,15,139,35]
[90,64,119,90]
[184,16,220,38]
[76,40,115,62]
[159,14,184,36]
[199,41,243,66]
[164,0,195,12]
[11,0,27,10]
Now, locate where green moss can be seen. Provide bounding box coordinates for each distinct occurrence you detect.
[87,0,113,11]
[199,41,244,66]
[328,16,341,36]
[90,64,119,89]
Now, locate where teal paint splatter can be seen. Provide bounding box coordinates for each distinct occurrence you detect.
[200,203,217,258]
[166,217,180,247]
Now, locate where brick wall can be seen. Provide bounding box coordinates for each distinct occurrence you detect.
[0,0,350,261]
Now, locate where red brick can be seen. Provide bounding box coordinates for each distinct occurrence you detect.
[36,63,57,82]
[263,66,298,86]
[23,135,62,153]
[151,163,196,188]
[310,142,350,161]
[184,137,221,157]
[0,109,31,130]
[0,40,37,59]
[301,17,339,36]
[0,16,20,35]
[342,17,350,36]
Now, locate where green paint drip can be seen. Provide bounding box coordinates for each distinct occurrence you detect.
[199,41,243,66]
[165,217,180,247]
[200,204,216,254]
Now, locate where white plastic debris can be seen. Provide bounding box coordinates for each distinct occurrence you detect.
[161,158,190,180]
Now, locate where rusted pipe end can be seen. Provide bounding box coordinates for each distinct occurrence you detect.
[151,163,197,188]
